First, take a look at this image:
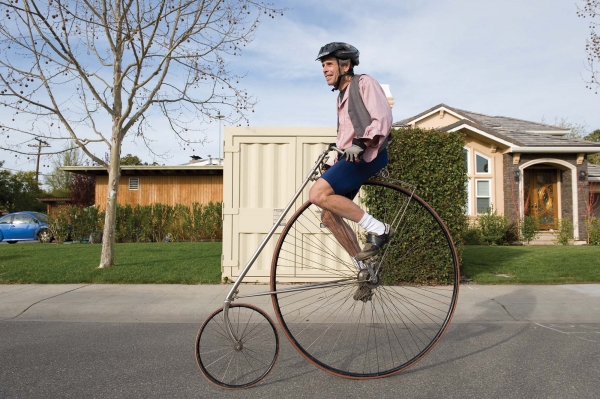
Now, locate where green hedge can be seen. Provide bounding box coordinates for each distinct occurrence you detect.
[48,202,222,243]
[363,127,467,284]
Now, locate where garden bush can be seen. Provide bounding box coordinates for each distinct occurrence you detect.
[587,217,600,245]
[46,202,222,243]
[364,127,467,285]
[69,206,101,242]
[463,224,484,245]
[47,207,71,243]
[520,215,540,244]
[477,207,508,245]
[555,218,574,245]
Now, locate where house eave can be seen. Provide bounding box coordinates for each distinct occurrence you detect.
[446,124,517,148]
[403,105,471,126]
[60,165,224,176]
[509,147,600,154]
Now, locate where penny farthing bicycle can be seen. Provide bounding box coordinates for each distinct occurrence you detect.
[195,144,460,389]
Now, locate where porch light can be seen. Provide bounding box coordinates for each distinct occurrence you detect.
[514,170,520,181]
[579,170,587,181]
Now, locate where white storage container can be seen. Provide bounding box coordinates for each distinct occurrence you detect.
[222,127,337,282]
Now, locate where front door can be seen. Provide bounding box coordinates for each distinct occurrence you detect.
[524,169,558,230]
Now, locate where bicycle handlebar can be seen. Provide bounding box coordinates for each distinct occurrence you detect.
[328,143,344,155]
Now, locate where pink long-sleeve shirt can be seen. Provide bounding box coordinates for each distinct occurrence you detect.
[335,74,393,162]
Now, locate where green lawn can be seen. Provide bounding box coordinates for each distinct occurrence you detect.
[0,242,222,284]
[462,245,600,284]
[1,242,599,285]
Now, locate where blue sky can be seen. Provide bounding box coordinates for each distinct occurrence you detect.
[2,0,599,178]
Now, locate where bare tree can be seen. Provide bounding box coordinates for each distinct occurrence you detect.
[577,0,600,94]
[0,0,283,267]
[45,143,84,195]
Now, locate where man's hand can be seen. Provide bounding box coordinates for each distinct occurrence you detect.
[342,139,367,162]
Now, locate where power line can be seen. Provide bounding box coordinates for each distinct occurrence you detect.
[27,138,50,182]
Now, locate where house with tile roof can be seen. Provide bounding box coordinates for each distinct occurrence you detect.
[395,104,600,242]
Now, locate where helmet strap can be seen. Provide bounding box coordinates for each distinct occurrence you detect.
[332,61,354,91]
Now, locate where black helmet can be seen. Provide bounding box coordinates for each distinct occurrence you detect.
[316,42,360,66]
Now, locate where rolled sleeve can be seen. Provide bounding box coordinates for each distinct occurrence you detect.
[359,76,393,145]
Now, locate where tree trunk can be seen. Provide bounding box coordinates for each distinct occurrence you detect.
[98,137,122,268]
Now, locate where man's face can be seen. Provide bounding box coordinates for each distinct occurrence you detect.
[321,57,340,86]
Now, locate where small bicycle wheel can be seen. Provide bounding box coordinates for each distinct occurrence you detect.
[195,303,279,389]
[270,180,459,379]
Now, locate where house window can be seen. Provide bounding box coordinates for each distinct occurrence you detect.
[475,153,490,174]
[129,177,140,190]
[476,179,491,214]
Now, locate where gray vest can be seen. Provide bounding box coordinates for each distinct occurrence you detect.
[340,74,390,152]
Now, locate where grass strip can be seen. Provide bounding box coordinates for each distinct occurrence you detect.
[0,242,222,284]
[462,245,600,284]
[2,242,599,285]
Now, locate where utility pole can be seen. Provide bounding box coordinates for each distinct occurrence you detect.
[217,112,225,165]
[27,138,50,181]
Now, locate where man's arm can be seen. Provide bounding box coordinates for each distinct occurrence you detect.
[358,75,393,147]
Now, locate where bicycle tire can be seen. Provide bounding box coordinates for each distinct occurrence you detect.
[270,180,459,379]
[195,303,279,389]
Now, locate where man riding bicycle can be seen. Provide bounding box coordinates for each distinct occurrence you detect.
[308,42,394,287]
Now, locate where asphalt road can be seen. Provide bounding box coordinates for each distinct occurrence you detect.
[1,320,599,399]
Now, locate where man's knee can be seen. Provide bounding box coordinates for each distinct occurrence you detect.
[309,181,331,206]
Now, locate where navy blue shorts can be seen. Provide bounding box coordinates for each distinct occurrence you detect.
[321,150,388,200]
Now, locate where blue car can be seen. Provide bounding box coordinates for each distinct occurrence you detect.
[0,211,53,244]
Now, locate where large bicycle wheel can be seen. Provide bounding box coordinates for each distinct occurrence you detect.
[195,303,279,389]
[270,180,459,379]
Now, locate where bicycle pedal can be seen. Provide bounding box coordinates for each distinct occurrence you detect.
[353,285,373,302]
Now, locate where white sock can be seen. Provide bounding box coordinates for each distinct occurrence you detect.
[358,212,386,236]
[352,258,367,270]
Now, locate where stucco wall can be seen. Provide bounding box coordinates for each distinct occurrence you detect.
[413,112,461,129]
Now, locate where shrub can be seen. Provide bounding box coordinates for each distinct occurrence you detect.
[47,207,71,243]
[131,205,152,242]
[55,202,223,243]
[364,127,467,284]
[554,218,574,245]
[587,217,600,245]
[463,224,484,245]
[477,207,508,245]
[520,215,540,244]
[203,201,223,240]
[115,204,134,243]
[69,206,101,242]
[151,203,174,242]
[169,204,193,241]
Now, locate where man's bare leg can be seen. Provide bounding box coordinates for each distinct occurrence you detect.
[310,178,365,265]
[309,179,365,222]
[321,210,360,257]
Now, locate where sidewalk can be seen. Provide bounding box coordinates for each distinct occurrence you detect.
[1,283,600,323]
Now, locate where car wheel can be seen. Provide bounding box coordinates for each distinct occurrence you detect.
[7,241,17,244]
[38,229,53,243]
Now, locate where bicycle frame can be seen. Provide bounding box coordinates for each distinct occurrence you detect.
[221,144,416,345]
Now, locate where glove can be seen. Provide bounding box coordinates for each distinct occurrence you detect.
[342,139,367,162]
